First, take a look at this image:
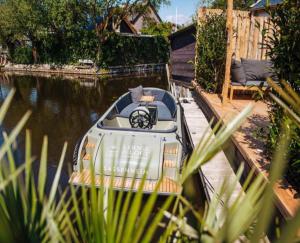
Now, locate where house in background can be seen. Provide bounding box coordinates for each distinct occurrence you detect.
[250,0,282,16]
[127,4,162,34]
[89,4,162,35]
[169,24,196,82]
[111,3,162,34]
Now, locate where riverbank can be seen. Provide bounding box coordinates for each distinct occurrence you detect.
[1,63,166,76]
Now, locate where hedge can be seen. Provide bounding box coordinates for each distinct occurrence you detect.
[10,31,169,67]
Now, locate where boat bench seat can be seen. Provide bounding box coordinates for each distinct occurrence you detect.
[119,102,173,121]
[115,89,176,121]
[119,103,140,117]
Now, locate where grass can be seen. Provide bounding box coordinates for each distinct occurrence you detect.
[0,83,299,242]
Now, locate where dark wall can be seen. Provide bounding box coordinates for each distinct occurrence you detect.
[120,21,134,33]
[170,25,196,82]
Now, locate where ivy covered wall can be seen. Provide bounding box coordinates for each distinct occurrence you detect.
[9,32,169,67]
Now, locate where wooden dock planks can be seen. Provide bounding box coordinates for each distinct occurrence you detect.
[180,90,244,212]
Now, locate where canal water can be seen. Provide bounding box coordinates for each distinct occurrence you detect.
[0,71,168,168]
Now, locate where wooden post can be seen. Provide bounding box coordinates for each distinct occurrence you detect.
[222,0,234,104]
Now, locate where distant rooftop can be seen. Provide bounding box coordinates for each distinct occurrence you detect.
[250,0,282,10]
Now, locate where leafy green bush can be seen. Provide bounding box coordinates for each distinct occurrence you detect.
[38,30,99,64]
[266,0,300,187]
[11,46,33,64]
[101,33,169,67]
[9,31,169,67]
[195,13,227,93]
[141,20,173,37]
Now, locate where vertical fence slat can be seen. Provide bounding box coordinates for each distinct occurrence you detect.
[197,8,273,61]
[244,14,250,58]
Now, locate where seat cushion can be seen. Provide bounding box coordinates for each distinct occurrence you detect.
[150,101,172,121]
[149,89,165,101]
[231,59,246,84]
[129,85,143,103]
[115,93,132,113]
[245,80,268,87]
[231,81,243,86]
[231,81,268,87]
[241,58,276,81]
[162,93,176,117]
[119,103,140,118]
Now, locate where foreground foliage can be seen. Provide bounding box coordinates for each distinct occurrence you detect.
[266,0,300,188]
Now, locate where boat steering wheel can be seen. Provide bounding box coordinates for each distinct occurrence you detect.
[129,107,152,129]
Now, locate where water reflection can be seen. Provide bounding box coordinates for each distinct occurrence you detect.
[0,72,168,167]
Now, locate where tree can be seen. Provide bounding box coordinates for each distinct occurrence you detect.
[0,0,86,63]
[208,0,255,10]
[0,0,170,64]
[141,20,173,37]
[84,0,170,64]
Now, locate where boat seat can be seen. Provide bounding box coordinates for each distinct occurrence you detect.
[119,103,140,118]
[115,93,132,114]
[115,90,175,121]
[118,102,173,121]
[150,101,172,121]
[162,93,176,117]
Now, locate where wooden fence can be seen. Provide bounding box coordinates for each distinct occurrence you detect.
[198,8,274,61]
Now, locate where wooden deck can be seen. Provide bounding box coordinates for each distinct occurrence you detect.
[192,80,300,218]
[69,170,182,195]
[177,85,244,213]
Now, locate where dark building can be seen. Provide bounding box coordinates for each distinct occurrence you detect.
[169,24,196,82]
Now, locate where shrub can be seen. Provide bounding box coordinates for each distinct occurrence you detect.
[11,46,33,64]
[101,33,169,67]
[9,32,169,67]
[195,13,227,93]
[266,0,300,188]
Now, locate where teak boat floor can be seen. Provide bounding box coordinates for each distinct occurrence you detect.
[69,170,182,195]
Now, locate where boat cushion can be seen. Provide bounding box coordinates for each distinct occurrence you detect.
[116,93,133,113]
[150,101,172,121]
[143,90,152,96]
[119,103,140,117]
[162,92,176,118]
[119,102,173,121]
[129,85,143,103]
[231,81,268,87]
[150,89,166,101]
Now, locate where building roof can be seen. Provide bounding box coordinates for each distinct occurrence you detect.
[131,3,162,24]
[250,0,282,10]
[169,24,196,40]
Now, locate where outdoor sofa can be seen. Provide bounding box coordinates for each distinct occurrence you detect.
[229,58,277,101]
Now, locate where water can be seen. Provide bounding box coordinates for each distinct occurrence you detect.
[0,71,168,168]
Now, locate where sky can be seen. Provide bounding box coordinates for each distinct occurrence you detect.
[159,0,200,25]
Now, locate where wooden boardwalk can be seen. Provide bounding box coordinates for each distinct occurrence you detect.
[176,85,243,215]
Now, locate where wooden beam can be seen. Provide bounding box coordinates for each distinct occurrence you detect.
[222,0,234,104]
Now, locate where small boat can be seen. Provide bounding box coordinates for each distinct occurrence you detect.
[69,86,189,195]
